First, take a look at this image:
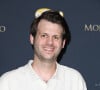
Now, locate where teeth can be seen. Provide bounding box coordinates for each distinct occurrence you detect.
[45,49,53,51]
[44,48,54,51]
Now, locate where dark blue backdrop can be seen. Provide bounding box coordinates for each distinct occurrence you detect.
[0,0,100,90]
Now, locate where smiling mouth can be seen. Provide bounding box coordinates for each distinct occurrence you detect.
[43,47,54,53]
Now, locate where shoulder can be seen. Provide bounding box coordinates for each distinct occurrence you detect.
[58,64,87,89]
[0,63,28,83]
[0,61,32,90]
[57,64,87,90]
[58,64,85,80]
[58,64,80,74]
[0,60,33,80]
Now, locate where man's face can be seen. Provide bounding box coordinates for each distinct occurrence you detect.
[30,19,65,63]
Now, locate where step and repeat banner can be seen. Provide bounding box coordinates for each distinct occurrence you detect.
[0,0,100,90]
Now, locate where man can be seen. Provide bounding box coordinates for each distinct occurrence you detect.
[0,8,87,90]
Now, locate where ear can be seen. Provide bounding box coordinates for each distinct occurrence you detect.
[62,39,66,48]
[30,34,34,45]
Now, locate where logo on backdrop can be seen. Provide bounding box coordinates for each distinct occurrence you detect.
[84,24,100,32]
[0,25,6,32]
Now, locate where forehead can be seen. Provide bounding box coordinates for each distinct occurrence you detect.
[37,19,63,35]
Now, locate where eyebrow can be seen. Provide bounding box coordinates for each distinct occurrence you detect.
[40,32,62,36]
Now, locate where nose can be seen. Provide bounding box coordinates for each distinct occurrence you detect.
[47,37,53,45]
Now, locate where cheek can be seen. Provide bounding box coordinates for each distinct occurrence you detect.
[55,41,63,48]
[34,38,45,46]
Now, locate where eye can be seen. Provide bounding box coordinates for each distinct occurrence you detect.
[41,34,48,38]
[53,36,60,40]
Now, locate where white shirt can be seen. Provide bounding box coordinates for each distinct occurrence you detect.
[0,60,87,90]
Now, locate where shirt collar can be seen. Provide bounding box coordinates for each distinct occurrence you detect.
[26,60,61,81]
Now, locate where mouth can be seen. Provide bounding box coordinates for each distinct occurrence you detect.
[43,47,54,53]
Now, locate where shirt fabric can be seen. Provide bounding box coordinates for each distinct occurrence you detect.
[0,60,87,90]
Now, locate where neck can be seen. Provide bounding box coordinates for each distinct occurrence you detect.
[32,58,57,82]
